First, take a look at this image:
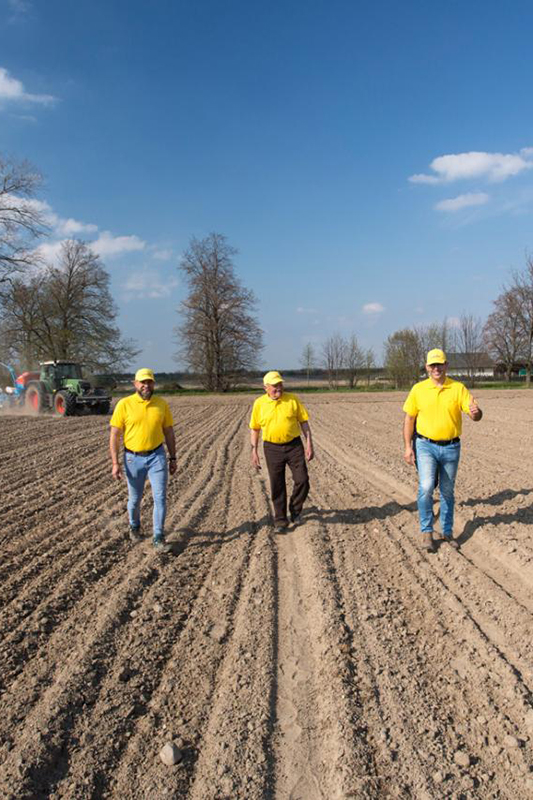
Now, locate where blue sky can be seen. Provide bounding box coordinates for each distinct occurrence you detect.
[2,0,533,371]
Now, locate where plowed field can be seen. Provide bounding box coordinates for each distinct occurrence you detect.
[1,390,532,799]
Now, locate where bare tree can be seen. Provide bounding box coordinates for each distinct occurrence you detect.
[344,333,364,388]
[0,155,47,283]
[455,312,485,386]
[363,347,376,387]
[384,328,421,389]
[300,342,315,385]
[0,239,139,370]
[506,257,533,386]
[176,233,263,391]
[321,334,346,389]
[414,319,453,360]
[484,290,525,381]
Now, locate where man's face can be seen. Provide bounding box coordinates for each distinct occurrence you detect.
[265,382,283,399]
[426,362,447,383]
[134,378,155,399]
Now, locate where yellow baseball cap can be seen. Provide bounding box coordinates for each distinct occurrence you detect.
[426,349,446,365]
[263,370,283,385]
[135,368,155,381]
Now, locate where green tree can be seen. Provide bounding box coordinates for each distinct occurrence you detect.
[384,328,421,389]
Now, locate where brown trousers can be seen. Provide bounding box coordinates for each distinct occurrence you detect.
[263,437,310,523]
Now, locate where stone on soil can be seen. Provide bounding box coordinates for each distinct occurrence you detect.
[453,750,471,768]
[159,742,182,766]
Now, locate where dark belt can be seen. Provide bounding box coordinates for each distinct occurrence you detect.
[416,434,460,446]
[125,445,162,457]
[264,436,301,447]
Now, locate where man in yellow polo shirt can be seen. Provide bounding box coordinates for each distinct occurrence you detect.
[250,371,314,531]
[403,349,482,553]
[109,368,177,553]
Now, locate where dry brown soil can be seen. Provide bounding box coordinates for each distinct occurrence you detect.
[1,390,532,799]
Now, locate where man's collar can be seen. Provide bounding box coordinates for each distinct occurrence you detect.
[427,376,452,388]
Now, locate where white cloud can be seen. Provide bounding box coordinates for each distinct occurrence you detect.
[19,197,98,237]
[55,218,98,236]
[409,148,533,185]
[0,66,55,105]
[434,192,490,213]
[362,302,384,315]
[123,270,179,300]
[92,231,146,258]
[152,248,173,261]
[296,306,318,314]
[8,0,31,12]
[35,240,64,262]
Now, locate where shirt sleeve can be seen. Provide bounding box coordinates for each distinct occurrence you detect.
[162,402,173,428]
[402,387,418,417]
[459,384,472,413]
[295,398,309,423]
[249,399,261,430]
[109,398,125,429]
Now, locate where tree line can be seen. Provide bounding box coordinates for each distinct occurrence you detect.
[0,155,138,371]
[383,258,533,390]
[3,151,533,391]
[0,154,263,385]
[300,336,375,390]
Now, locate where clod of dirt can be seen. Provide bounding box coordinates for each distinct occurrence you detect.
[432,770,444,784]
[503,734,520,749]
[117,667,132,683]
[159,742,182,766]
[453,750,471,768]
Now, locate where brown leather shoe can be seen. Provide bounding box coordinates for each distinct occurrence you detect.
[421,532,436,553]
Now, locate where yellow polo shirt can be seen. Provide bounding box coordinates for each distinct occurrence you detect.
[403,377,471,440]
[249,392,309,444]
[110,394,173,451]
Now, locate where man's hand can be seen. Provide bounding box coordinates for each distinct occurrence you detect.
[305,442,314,461]
[251,448,261,470]
[112,463,123,480]
[404,446,416,466]
[469,398,482,420]
[169,459,178,476]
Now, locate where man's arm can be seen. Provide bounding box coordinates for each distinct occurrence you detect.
[403,414,416,466]
[250,428,261,470]
[163,426,177,475]
[300,421,314,461]
[110,426,123,480]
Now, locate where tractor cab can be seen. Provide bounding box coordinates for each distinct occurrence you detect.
[40,361,85,392]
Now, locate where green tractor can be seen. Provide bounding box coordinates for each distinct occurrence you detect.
[25,361,111,416]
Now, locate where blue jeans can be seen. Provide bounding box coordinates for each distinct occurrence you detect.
[415,438,461,535]
[124,445,168,540]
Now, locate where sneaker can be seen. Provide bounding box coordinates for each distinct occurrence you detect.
[154,539,172,553]
[442,535,460,550]
[129,526,142,543]
[421,532,436,554]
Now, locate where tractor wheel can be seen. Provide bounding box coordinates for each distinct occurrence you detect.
[96,400,111,415]
[25,384,44,414]
[54,390,77,417]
